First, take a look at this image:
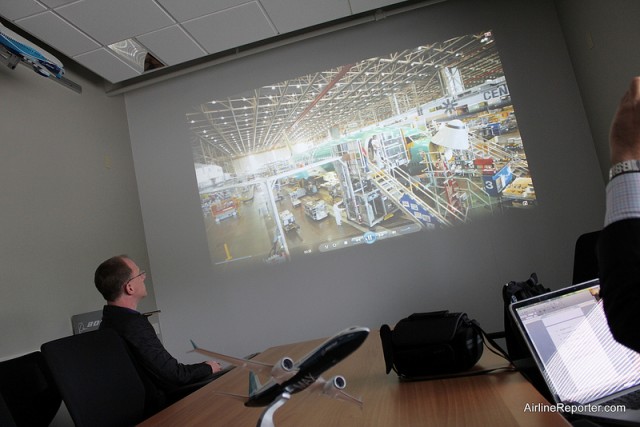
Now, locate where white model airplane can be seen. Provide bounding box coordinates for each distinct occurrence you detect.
[0,22,64,79]
[191,326,369,425]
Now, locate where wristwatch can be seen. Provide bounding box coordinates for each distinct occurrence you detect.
[609,159,640,180]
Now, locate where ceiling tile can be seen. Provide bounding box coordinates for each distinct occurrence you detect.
[156,0,247,23]
[137,25,206,66]
[56,0,175,45]
[349,0,406,14]
[73,48,140,83]
[0,0,45,20]
[39,0,80,8]
[183,3,275,54]
[260,0,351,34]
[1,0,415,85]
[16,11,100,56]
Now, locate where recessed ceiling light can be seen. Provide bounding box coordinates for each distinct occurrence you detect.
[107,38,164,73]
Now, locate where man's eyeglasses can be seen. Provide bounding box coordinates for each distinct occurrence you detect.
[123,270,146,287]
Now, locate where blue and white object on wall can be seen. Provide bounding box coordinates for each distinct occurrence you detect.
[482,164,514,196]
[400,194,439,229]
[0,22,64,79]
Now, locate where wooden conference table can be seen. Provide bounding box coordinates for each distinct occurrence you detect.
[138,332,570,427]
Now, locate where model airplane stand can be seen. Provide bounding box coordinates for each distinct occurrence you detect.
[2,48,20,69]
[256,392,290,427]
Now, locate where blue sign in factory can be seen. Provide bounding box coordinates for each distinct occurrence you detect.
[482,164,513,196]
[400,194,439,229]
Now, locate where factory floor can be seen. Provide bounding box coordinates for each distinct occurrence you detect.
[204,184,416,267]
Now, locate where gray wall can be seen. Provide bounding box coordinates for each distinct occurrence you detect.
[0,60,156,361]
[555,0,640,180]
[124,0,606,362]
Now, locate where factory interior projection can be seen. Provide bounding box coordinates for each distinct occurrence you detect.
[187,30,535,268]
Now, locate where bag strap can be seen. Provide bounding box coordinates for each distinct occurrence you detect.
[470,320,511,362]
[379,324,395,374]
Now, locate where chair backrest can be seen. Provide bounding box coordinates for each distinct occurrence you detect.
[41,329,146,427]
[0,393,17,427]
[70,310,103,334]
[0,351,61,427]
[572,230,601,284]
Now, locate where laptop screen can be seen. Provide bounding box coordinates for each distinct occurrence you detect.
[511,279,640,404]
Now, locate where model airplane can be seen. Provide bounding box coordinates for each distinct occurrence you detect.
[190,326,369,411]
[0,22,64,79]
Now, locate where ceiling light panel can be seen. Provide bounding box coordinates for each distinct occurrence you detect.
[108,39,151,73]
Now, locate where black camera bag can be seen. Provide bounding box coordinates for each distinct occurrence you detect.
[380,311,484,378]
[502,272,550,361]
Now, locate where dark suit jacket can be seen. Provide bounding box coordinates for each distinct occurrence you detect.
[99,305,213,394]
[598,218,640,353]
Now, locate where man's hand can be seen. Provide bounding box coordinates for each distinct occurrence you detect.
[610,77,640,164]
[206,360,224,373]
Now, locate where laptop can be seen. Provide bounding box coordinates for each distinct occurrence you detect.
[510,278,640,425]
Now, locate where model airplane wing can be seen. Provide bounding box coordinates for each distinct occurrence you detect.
[190,340,299,383]
[207,389,250,402]
[307,375,363,408]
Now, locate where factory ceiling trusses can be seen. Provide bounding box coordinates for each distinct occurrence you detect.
[187,30,501,164]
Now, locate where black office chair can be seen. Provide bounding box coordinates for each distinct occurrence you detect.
[572,230,601,284]
[0,391,17,427]
[0,351,61,427]
[41,329,147,427]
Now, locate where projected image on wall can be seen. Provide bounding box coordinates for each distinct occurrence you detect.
[187,30,536,267]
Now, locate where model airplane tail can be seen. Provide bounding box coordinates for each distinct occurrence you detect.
[249,371,262,396]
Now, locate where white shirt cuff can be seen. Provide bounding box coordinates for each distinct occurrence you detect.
[605,172,640,226]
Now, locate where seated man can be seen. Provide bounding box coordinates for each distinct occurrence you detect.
[94,255,223,412]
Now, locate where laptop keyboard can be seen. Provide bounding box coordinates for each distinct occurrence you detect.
[603,389,640,410]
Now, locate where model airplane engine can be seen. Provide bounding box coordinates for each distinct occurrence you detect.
[322,375,347,397]
[270,357,295,381]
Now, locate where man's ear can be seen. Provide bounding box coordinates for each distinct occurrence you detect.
[123,282,134,295]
